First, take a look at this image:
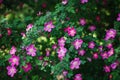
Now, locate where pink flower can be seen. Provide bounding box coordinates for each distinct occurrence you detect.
[7,28,12,36]
[7,66,17,77]
[0,34,2,38]
[44,21,55,32]
[26,44,37,57]
[37,11,43,16]
[21,32,26,38]
[79,18,86,26]
[80,0,88,4]
[106,43,113,49]
[88,41,95,49]
[78,49,85,56]
[88,25,96,31]
[62,0,68,5]
[93,53,98,59]
[110,62,118,70]
[68,27,76,37]
[42,3,47,8]
[38,56,43,60]
[57,47,67,60]
[117,13,120,21]
[70,58,81,70]
[58,37,66,47]
[74,74,82,80]
[104,65,110,73]
[46,49,50,57]
[87,57,92,62]
[98,46,103,52]
[22,63,32,72]
[63,70,68,76]
[101,51,108,59]
[9,55,20,66]
[107,48,114,57]
[105,29,117,40]
[72,39,83,50]
[52,44,57,50]
[10,46,17,55]
[26,24,33,31]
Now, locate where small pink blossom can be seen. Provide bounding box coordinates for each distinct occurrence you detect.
[10,46,17,55]
[88,25,96,31]
[58,37,66,47]
[101,51,108,59]
[79,18,86,26]
[110,62,118,70]
[63,70,68,76]
[9,55,20,66]
[57,47,67,60]
[52,44,57,50]
[62,0,68,5]
[22,63,32,72]
[93,53,98,59]
[7,28,12,36]
[42,3,47,8]
[44,21,55,32]
[7,66,17,77]
[68,27,76,37]
[26,44,37,57]
[104,65,110,73]
[46,49,50,57]
[107,48,114,57]
[80,0,88,4]
[74,74,82,80]
[37,11,43,16]
[26,24,33,31]
[105,29,117,40]
[106,43,113,49]
[70,58,81,70]
[72,39,83,50]
[38,56,43,60]
[78,49,85,56]
[88,41,95,49]
[0,34,2,38]
[98,46,103,52]
[21,32,26,38]
[87,57,92,62]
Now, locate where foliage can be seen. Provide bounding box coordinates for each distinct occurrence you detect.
[0,0,120,80]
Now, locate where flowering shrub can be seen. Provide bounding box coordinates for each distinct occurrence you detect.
[0,0,120,80]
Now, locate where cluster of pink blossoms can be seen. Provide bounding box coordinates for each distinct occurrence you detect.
[57,37,67,60]
[7,46,19,77]
[104,61,118,73]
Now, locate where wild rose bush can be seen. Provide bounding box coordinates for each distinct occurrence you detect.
[0,0,120,80]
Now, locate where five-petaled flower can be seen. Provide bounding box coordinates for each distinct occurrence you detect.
[7,66,17,77]
[70,58,81,70]
[26,44,37,57]
[44,21,55,32]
